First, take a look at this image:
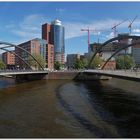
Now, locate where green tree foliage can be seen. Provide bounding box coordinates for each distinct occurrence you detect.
[54,61,62,70]
[116,55,135,69]
[0,60,6,70]
[28,53,46,70]
[90,55,103,69]
[74,59,85,70]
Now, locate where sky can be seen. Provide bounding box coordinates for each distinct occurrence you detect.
[0,2,140,56]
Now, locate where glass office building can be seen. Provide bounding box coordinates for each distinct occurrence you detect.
[51,19,65,64]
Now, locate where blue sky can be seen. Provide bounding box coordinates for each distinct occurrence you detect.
[0,2,140,56]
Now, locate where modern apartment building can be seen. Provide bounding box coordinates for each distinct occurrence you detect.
[42,19,65,65]
[15,38,47,69]
[2,51,15,69]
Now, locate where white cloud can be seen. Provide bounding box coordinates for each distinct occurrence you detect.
[132,28,140,33]
[7,15,139,43]
[12,30,40,39]
[8,14,50,42]
[64,18,129,39]
[131,33,140,36]
[106,32,114,39]
[56,8,66,12]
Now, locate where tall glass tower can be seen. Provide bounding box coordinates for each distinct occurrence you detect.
[42,19,65,65]
[51,19,65,64]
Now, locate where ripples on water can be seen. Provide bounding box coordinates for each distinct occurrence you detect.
[0,78,140,138]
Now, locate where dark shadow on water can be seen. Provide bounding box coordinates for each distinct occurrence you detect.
[55,82,118,138]
[81,81,140,138]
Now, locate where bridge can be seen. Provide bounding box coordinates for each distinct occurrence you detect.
[0,70,49,82]
[0,69,140,81]
[84,69,140,81]
[0,70,48,76]
[88,35,140,69]
[0,34,140,82]
[0,41,44,70]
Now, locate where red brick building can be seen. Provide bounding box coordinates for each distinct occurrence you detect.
[2,51,15,69]
[102,61,116,70]
[46,44,54,70]
[42,23,54,70]
[15,38,47,70]
[42,23,52,44]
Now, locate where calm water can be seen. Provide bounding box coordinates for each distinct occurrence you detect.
[0,78,140,138]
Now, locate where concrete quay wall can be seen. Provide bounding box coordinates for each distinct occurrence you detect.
[45,71,110,80]
[45,71,79,80]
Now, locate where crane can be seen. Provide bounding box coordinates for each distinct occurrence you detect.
[128,15,138,34]
[111,19,128,37]
[81,28,102,52]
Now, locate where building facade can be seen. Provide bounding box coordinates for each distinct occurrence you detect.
[2,51,15,69]
[132,38,140,67]
[15,38,47,69]
[42,23,52,44]
[118,33,132,54]
[46,44,54,70]
[102,61,116,70]
[89,43,116,69]
[67,54,80,69]
[42,19,65,65]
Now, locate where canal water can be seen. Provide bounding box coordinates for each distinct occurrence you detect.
[0,77,140,138]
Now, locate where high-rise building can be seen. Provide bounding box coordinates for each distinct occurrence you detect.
[42,23,52,44]
[42,19,65,65]
[2,51,15,69]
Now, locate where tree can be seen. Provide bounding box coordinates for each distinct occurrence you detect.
[28,53,46,70]
[0,60,6,70]
[116,55,135,69]
[74,59,85,70]
[90,55,103,69]
[54,61,61,70]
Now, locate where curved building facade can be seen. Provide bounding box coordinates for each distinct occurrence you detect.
[52,19,65,64]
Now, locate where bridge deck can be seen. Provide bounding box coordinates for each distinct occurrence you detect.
[0,70,48,76]
[84,69,140,81]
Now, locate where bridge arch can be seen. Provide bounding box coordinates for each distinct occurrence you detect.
[101,41,140,69]
[0,47,32,69]
[0,41,44,70]
[88,35,140,68]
